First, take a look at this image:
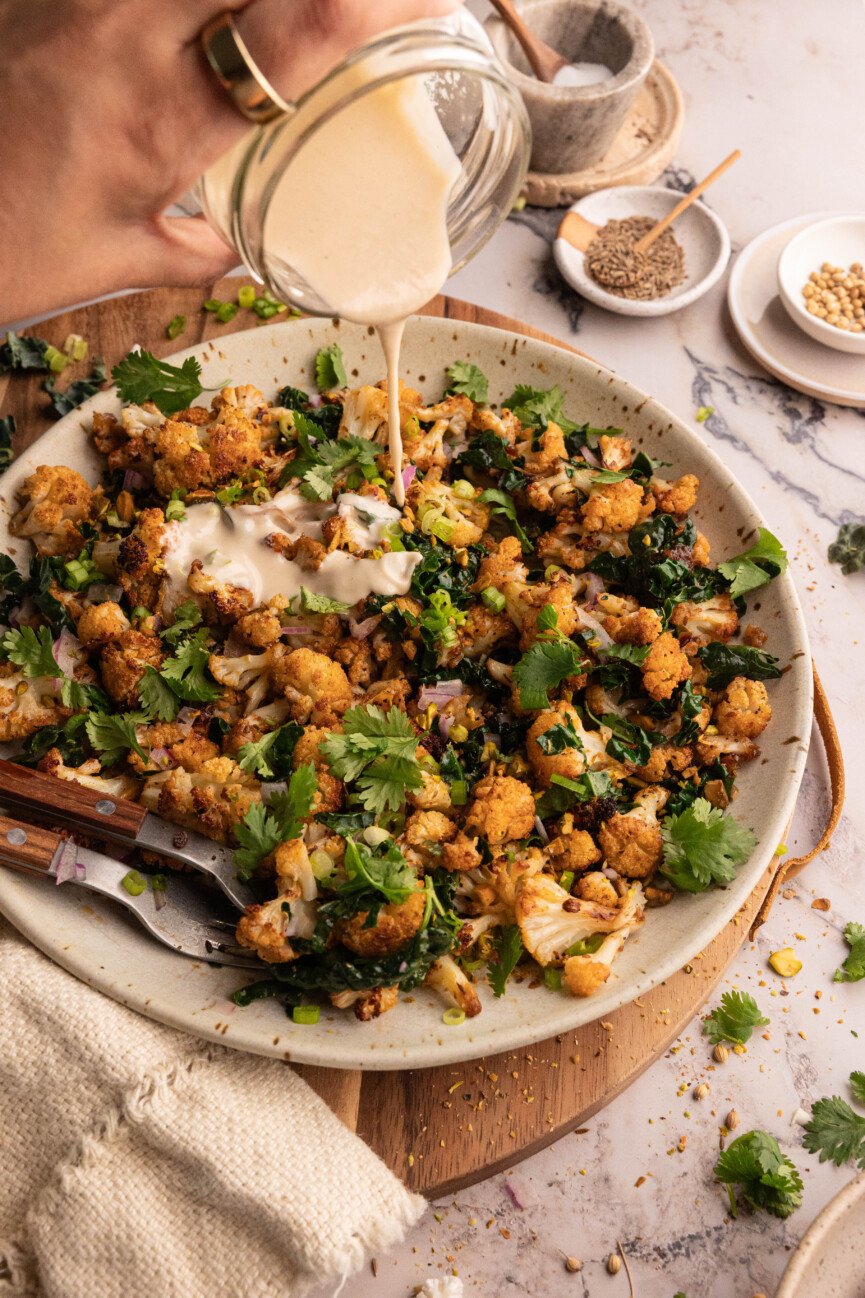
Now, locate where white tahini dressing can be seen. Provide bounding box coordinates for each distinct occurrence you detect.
[261,70,463,504]
[163,488,420,609]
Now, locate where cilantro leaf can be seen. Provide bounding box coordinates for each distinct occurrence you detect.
[512,639,586,711]
[159,599,203,646]
[702,990,769,1045]
[299,586,352,614]
[714,1131,803,1219]
[158,629,220,703]
[338,836,419,907]
[314,343,348,392]
[833,921,865,983]
[488,925,523,997]
[601,713,657,766]
[718,528,788,599]
[503,383,579,435]
[0,414,14,470]
[233,764,318,880]
[43,359,107,418]
[0,624,60,678]
[829,521,865,576]
[60,679,109,712]
[111,350,207,415]
[85,712,149,765]
[803,1096,865,1169]
[285,430,379,501]
[321,704,423,815]
[236,722,303,778]
[850,1072,865,1106]
[661,798,755,893]
[138,667,180,722]
[697,642,782,689]
[445,360,489,404]
[480,487,531,552]
[535,714,583,756]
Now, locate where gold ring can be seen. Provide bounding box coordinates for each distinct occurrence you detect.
[201,12,292,124]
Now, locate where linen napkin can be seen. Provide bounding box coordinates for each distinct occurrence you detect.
[0,917,425,1298]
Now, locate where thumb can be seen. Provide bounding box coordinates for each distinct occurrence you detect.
[135,214,241,288]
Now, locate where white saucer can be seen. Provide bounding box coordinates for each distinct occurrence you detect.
[727,211,865,408]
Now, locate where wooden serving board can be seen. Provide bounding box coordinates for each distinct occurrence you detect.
[0,284,773,1197]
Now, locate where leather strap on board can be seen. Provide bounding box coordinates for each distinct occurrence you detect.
[749,668,845,938]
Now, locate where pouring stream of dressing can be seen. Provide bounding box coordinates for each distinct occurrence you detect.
[261,70,462,505]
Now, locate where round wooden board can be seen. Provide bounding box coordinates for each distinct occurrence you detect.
[0,283,772,1197]
[523,60,684,208]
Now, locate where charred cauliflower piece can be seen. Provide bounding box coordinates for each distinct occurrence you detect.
[548,829,602,874]
[76,601,131,647]
[641,631,691,702]
[271,646,353,727]
[526,705,610,788]
[10,465,97,557]
[564,930,632,997]
[713,676,772,739]
[651,473,699,517]
[464,774,535,845]
[141,756,260,843]
[37,748,137,799]
[597,593,662,646]
[515,872,642,966]
[425,954,482,1018]
[671,594,739,646]
[598,787,668,879]
[0,666,65,741]
[581,479,652,534]
[336,889,425,958]
[408,468,490,547]
[116,508,166,611]
[99,630,163,708]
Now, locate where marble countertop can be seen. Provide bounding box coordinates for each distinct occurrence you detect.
[321,1,865,1295]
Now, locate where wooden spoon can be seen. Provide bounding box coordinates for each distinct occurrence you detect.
[557,149,742,256]
[488,0,567,82]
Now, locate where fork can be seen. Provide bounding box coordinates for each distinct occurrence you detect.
[0,812,261,967]
[0,757,255,912]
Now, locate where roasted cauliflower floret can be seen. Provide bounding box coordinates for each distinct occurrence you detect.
[694,732,759,768]
[76,601,130,647]
[37,748,137,798]
[0,666,65,741]
[235,596,293,649]
[208,648,272,712]
[441,831,483,873]
[152,419,212,496]
[598,434,633,471]
[408,468,490,548]
[403,810,456,865]
[641,631,691,702]
[99,630,163,708]
[515,872,641,966]
[338,384,389,444]
[526,705,610,788]
[671,594,739,646]
[464,774,535,845]
[597,593,663,646]
[128,722,219,775]
[713,676,772,739]
[548,829,602,874]
[473,535,527,591]
[574,871,618,907]
[425,954,482,1018]
[116,507,166,611]
[271,646,353,726]
[10,465,97,557]
[336,889,425,958]
[598,786,668,879]
[521,421,568,474]
[504,576,579,650]
[291,725,343,815]
[187,561,255,621]
[651,473,699,517]
[330,986,401,1021]
[580,479,652,534]
[141,756,260,843]
[564,931,631,997]
[407,767,453,811]
[207,401,264,483]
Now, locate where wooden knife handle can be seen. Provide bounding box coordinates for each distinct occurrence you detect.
[0,813,64,876]
[0,757,146,839]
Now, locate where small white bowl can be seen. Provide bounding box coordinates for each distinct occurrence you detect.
[553,184,731,317]
[777,214,865,354]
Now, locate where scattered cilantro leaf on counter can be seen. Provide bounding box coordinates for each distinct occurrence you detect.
[0,331,50,373]
[0,414,15,469]
[488,924,523,997]
[833,922,865,983]
[0,625,60,677]
[718,528,788,599]
[321,704,423,814]
[697,642,782,689]
[233,764,318,880]
[480,487,531,552]
[111,350,208,415]
[503,383,579,435]
[85,712,149,765]
[661,798,755,893]
[314,343,347,392]
[299,586,352,614]
[803,1089,865,1170]
[445,360,488,404]
[338,836,419,907]
[702,990,769,1046]
[850,1072,865,1106]
[43,359,107,418]
[158,629,220,703]
[236,722,303,778]
[829,521,865,576]
[512,638,586,711]
[714,1131,803,1219]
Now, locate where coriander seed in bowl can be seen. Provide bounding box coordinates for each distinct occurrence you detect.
[777,214,865,355]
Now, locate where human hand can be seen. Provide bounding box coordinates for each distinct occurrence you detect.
[0,0,460,324]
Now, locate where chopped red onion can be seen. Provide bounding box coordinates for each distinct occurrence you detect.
[176,706,197,727]
[577,607,613,648]
[154,888,168,912]
[438,713,455,740]
[504,1179,527,1210]
[122,469,146,491]
[533,815,549,845]
[87,582,123,605]
[580,444,601,468]
[280,625,308,638]
[402,463,417,490]
[308,392,324,408]
[584,572,605,606]
[54,840,85,885]
[417,680,464,710]
[148,747,171,768]
[348,613,381,640]
[53,628,83,676]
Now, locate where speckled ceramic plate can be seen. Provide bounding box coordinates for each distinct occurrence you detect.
[0,315,812,1070]
[776,1172,865,1298]
[727,211,865,408]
